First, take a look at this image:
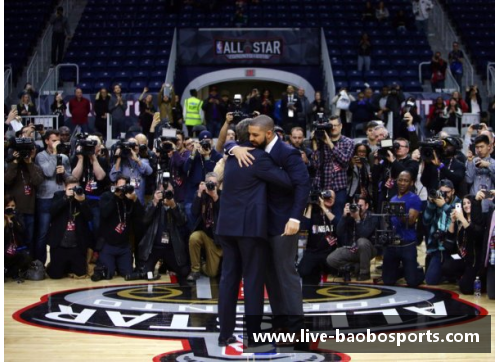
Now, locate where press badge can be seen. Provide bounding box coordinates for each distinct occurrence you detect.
[66,221,76,231]
[161,232,170,244]
[24,185,32,196]
[131,178,140,189]
[451,254,462,260]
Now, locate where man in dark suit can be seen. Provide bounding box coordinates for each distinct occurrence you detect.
[233,115,310,341]
[280,85,302,135]
[216,119,294,347]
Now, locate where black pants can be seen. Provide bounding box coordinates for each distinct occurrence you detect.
[144,246,190,282]
[51,32,66,65]
[487,265,495,299]
[298,250,333,285]
[218,236,268,340]
[47,247,87,279]
[5,251,31,279]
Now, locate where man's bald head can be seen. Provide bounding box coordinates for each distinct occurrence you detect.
[249,115,275,132]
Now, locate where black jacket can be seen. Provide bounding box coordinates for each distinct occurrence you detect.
[192,192,220,242]
[421,157,466,196]
[47,191,93,251]
[336,213,380,247]
[137,201,188,266]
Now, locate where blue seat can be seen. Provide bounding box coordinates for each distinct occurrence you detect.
[129,79,148,92]
[349,81,365,90]
[94,80,111,91]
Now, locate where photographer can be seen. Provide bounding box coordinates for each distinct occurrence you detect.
[347,143,372,203]
[446,193,485,294]
[327,196,379,281]
[110,137,153,205]
[46,177,93,279]
[4,195,31,280]
[382,171,425,287]
[373,85,405,135]
[136,133,158,204]
[183,131,222,229]
[71,134,109,233]
[372,137,418,211]
[298,190,337,285]
[290,127,313,169]
[137,185,190,283]
[420,136,466,196]
[187,173,222,281]
[398,100,422,144]
[94,176,144,280]
[423,179,461,285]
[5,136,44,254]
[465,134,495,196]
[310,116,355,221]
[35,130,72,264]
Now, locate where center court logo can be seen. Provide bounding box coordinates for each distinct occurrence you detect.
[14,282,486,361]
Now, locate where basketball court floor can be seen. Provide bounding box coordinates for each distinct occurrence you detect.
[4,265,495,362]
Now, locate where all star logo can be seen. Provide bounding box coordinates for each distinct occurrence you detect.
[13,283,486,361]
[214,38,282,60]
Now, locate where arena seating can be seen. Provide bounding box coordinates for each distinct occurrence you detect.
[4,0,56,82]
[60,0,432,94]
[443,0,495,81]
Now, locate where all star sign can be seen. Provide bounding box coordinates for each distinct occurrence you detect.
[215,39,283,60]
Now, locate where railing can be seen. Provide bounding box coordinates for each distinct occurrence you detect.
[429,0,474,88]
[4,65,13,101]
[320,28,335,110]
[26,51,41,87]
[419,61,458,93]
[37,68,57,112]
[55,63,80,86]
[487,62,495,97]
[19,115,60,129]
[418,61,431,84]
[164,28,178,86]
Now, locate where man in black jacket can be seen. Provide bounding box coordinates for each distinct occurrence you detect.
[95,176,144,280]
[137,184,190,282]
[326,196,380,281]
[46,176,93,279]
[187,172,222,281]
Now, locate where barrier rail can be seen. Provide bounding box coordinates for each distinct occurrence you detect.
[4,66,13,101]
[487,62,495,97]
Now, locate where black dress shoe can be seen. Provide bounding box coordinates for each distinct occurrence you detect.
[218,335,237,346]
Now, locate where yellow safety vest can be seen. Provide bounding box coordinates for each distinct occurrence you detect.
[184,97,203,126]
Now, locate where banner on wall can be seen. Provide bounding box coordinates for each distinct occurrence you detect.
[177,28,320,65]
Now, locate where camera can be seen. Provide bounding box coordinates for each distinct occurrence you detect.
[205,181,217,191]
[200,139,212,151]
[403,100,415,113]
[375,230,398,247]
[349,203,359,213]
[428,229,450,251]
[8,137,36,159]
[71,185,84,196]
[418,138,446,162]
[312,121,333,142]
[233,94,242,107]
[56,142,71,155]
[75,134,98,156]
[5,207,16,216]
[472,124,482,130]
[162,190,174,200]
[114,140,137,157]
[321,190,332,199]
[377,139,400,159]
[125,266,160,281]
[111,184,135,194]
[308,189,322,204]
[91,265,109,282]
[428,189,443,199]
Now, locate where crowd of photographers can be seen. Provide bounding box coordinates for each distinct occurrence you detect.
[3,84,495,300]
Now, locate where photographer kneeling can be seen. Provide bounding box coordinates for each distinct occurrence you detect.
[136,185,190,283]
[423,179,462,285]
[46,177,93,279]
[298,190,337,285]
[93,176,144,281]
[327,196,379,281]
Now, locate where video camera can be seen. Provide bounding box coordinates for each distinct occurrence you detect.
[8,137,35,159]
[232,94,245,123]
[75,133,98,156]
[418,138,446,162]
[111,184,135,194]
[114,140,137,157]
[312,115,333,142]
[56,142,71,155]
[377,139,400,159]
[382,201,406,216]
[375,229,400,247]
[308,189,331,204]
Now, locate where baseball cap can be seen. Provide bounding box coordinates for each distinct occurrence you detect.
[198,131,212,140]
[439,179,454,189]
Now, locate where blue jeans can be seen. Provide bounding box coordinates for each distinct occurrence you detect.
[19,213,35,256]
[35,198,53,264]
[333,188,347,222]
[425,251,443,285]
[358,56,371,72]
[184,202,195,232]
[382,243,424,288]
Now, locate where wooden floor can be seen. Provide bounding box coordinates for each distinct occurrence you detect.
[4,274,495,362]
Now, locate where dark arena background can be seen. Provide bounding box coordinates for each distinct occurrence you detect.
[3,0,495,361]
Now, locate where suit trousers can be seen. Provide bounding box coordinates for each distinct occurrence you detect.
[189,231,223,277]
[266,234,304,332]
[218,236,268,339]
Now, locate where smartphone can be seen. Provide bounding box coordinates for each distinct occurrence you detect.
[11,105,17,111]
[455,203,462,211]
[482,190,492,198]
[472,124,482,130]
[34,124,44,131]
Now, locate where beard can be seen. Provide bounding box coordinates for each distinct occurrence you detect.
[252,138,267,150]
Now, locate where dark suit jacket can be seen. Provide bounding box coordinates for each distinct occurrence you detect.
[280,93,302,122]
[216,148,293,239]
[267,138,310,236]
[47,191,93,251]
